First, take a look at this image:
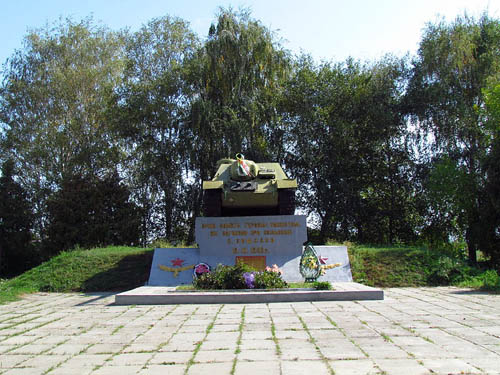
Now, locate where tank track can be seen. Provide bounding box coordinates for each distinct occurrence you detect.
[278,189,296,215]
[202,189,222,217]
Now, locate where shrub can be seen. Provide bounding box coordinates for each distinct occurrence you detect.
[254,270,288,289]
[193,263,254,289]
[312,281,332,290]
[460,270,500,291]
[193,263,288,290]
[424,252,476,285]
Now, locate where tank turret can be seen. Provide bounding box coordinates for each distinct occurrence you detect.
[202,154,297,217]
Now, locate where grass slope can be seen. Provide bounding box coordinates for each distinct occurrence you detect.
[347,243,500,290]
[1,243,498,305]
[0,246,153,304]
[349,245,431,287]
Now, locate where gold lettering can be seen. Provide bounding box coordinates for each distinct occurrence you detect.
[270,222,288,227]
[220,223,240,228]
[263,229,292,235]
[202,223,216,229]
[244,222,267,228]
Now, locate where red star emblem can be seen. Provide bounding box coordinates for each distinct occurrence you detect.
[171,258,184,267]
[319,255,328,265]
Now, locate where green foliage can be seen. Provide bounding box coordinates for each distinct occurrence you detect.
[253,270,288,289]
[193,263,253,289]
[408,14,500,262]
[193,263,288,290]
[424,254,476,285]
[113,15,199,242]
[0,18,126,238]
[149,238,193,248]
[188,8,291,193]
[284,55,416,245]
[1,9,500,271]
[312,281,332,290]
[44,173,142,255]
[0,160,38,277]
[348,243,498,288]
[460,270,500,291]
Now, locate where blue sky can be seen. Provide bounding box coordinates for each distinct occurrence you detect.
[1,0,499,68]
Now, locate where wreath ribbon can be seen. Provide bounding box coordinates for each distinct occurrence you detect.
[236,153,254,177]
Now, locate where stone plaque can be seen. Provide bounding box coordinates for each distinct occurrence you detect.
[195,215,307,257]
[235,255,267,270]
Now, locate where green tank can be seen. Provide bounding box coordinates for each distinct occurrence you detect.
[202,154,297,217]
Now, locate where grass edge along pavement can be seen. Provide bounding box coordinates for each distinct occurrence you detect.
[0,246,155,304]
[1,243,500,305]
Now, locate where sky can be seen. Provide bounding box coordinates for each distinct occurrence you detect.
[0,0,499,69]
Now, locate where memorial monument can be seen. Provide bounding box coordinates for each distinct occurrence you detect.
[148,155,352,286]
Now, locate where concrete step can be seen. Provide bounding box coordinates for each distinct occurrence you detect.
[115,282,383,305]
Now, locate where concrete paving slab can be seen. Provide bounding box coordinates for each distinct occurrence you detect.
[234,360,281,374]
[1,287,500,374]
[280,360,332,375]
[191,349,235,363]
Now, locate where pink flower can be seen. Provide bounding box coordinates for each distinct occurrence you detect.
[265,264,283,275]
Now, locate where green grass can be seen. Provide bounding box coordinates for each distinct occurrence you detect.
[2,242,499,305]
[345,242,499,291]
[0,246,153,304]
[347,244,431,287]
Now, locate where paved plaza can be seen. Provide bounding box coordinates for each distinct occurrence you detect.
[0,287,499,374]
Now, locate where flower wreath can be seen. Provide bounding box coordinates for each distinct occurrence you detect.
[193,263,211,278]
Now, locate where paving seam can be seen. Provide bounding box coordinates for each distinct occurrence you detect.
[396,288,490,312]
[361,291,493,374]
[266,304,283,374]
[387,289,500,354]
[89,304,165,373]
[230,306,245,374]
[351,300,435,373]
[102,305,183,372]
[46,305,140,374]
[141,305,199,370]
[292,304,335,374]
[184,304,224,374]
[311,302,384,373]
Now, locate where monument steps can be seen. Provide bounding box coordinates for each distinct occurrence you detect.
[114,282,383,305]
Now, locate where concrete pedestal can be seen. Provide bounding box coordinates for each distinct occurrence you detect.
[147,215,353,286]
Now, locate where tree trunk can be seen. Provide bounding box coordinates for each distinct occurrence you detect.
[465,221,478,264]
[319,212,332,244]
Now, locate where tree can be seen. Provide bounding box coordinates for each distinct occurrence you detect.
[44,172,141,253]
[188,8,290,172]
[0,17,126,235]
[185,8,291,240]
[0,160,35,277]
[283,55,415,244]
[112,16,199,243]
[477,79,500,265]
[408,13,500,261]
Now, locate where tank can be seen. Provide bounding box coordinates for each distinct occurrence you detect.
[202,154,297,217]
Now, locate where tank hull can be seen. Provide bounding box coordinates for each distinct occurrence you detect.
[202,159,296,217]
